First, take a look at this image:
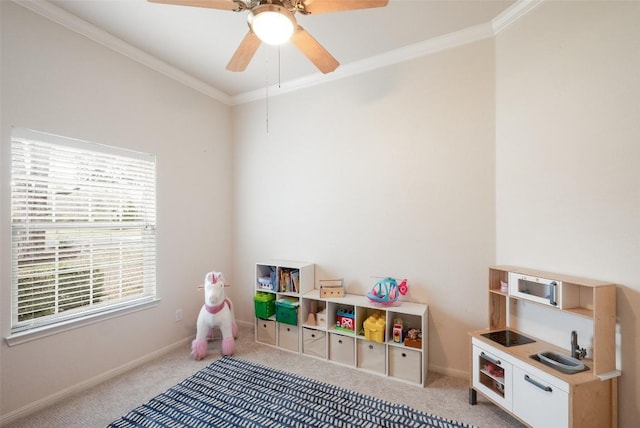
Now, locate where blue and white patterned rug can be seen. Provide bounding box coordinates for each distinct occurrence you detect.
[108,356,475,428]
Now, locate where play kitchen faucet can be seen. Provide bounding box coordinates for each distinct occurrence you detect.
[571,330,587,359]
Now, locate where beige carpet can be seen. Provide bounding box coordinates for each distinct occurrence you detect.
[6,324,523,427]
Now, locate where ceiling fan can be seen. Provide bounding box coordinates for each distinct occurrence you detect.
[148,0,389,74]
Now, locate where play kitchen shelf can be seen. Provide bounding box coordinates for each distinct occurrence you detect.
[470,266,620,428]
[254,261,429,386]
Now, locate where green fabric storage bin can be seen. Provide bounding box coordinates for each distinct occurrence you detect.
[275,301,298,326]
[254,292,276,319]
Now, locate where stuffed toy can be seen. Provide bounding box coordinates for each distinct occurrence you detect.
[192,271,238,360]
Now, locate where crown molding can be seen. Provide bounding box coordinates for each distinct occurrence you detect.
[492,0,544,35]
[15,0,540,106]
[13,0,232,105]
[231,22,495,105]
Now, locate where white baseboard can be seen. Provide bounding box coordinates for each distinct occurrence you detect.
[236,319,253,328]
[0,336,192,427]
[429,364,469,380]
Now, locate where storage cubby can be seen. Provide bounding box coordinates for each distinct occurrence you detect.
[254,262,429,386]
[386,311,423,348]
[254,261,314,351]
[356,306,385,340]
[488,268,508,330]
[255,261,314,296]
[300,298,326,329]
[331,303,356,334]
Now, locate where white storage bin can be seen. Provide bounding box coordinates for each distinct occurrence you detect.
[278,323,299,352]
[302,328,326,358]
[357,340,386,374]
[389,346,422,384]
[256,319,276,345]
[329,333,354,366]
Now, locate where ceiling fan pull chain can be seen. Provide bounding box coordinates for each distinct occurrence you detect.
[265,46,270,133]
[278,45,282,88]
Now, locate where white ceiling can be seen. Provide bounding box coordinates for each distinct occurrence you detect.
[30,0,520,103]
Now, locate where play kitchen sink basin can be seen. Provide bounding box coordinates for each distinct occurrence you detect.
[531,351,588,374]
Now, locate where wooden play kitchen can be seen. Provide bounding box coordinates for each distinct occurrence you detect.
[254,261,428,386]
[469,266,620,427]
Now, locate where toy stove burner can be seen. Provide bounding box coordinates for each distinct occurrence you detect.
[482,330,535,347]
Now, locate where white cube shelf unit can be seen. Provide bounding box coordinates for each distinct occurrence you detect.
[254,261,429,387]
[253,261,315,353]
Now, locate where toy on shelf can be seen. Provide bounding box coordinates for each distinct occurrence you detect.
[367,277,408,305]
[335,307,355,332]
[320,279,345,298]
[316,309,327,328]
[363,311,386,343]
[404,328,422,349]
[392,318,403,343]
[258,276,274,290]
[306,300,318,326]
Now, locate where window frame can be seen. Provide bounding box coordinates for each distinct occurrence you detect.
[6,128,159,346]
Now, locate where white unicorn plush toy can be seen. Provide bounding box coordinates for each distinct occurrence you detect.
[192,271,238,360]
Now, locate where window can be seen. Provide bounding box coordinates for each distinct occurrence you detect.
[9,128,157,338]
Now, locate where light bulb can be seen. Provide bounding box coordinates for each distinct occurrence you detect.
[249,4,296,45]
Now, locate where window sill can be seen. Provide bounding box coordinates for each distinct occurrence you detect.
[4,298,161,347]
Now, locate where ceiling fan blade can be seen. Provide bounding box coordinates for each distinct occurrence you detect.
[291,26,339,74]
[147,0,239,12]
[302,0,388,14]
[226,31,262,72]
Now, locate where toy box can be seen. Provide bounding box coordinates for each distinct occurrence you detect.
[254,292,275,319]
[363,311,386,343]
[276,299,299,326]
[320,279,345,298]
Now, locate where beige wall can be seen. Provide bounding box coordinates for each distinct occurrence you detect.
[231,39,496,377]
[0,2,232,419]
[495,1,640,425]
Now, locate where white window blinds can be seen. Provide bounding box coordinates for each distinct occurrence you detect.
[10,128,157,334]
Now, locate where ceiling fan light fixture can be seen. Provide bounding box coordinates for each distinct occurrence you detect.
[249,4,296,45]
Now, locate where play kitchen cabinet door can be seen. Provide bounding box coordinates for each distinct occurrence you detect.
[256,319,276,346]
[302,328,326,358]
[388,346,422,384]
[356,339,386,374]
[512,366,569,428]
[329,333,355,366]
[472,343,513,412]
[278,323,299,352]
